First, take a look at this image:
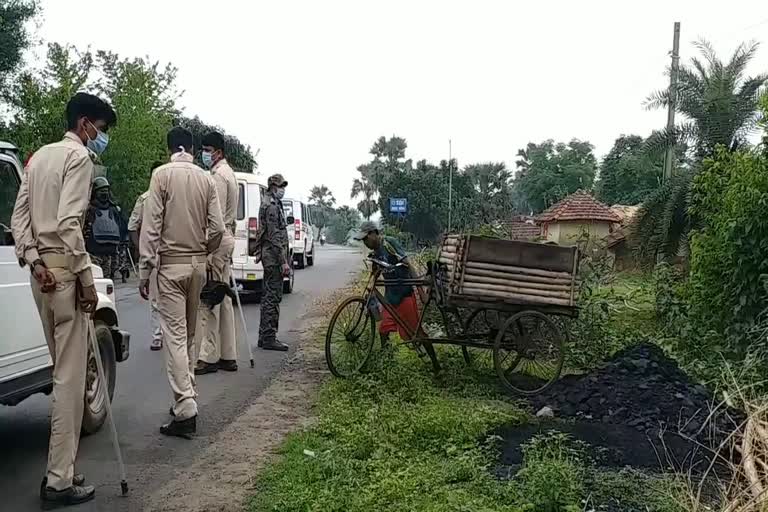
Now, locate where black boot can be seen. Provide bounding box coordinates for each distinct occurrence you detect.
[40,475,85,499]
[217,359,238,372]
[194,360,218,375]
[261,339,288,352]
[160,415,196,440]
[40,483,95,509]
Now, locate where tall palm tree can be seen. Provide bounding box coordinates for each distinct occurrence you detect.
[308,184,336,232]
[645,39,767,158]
[351,174,378,220]
[633,40,767,262]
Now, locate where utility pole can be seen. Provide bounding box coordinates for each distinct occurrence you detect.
[447,139,453,233]
[663,22,681,181]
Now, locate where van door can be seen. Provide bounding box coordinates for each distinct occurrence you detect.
[232,180,248,268]
[0,156,51,384]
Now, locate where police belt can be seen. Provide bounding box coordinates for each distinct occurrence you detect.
[41,253,71,269]
[157,254,206,266]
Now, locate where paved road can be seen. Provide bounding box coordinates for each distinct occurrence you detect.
[0,245,360,511]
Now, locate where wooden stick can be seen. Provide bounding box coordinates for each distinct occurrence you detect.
[460,281,571,299]
[462,274,573,292]
[465,261,573,279]
[463,267,574,286]
[459,286,572,306]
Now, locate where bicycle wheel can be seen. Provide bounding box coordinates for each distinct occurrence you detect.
[461,309,504,370]
[325,296,376,378]
[493,310,564,395]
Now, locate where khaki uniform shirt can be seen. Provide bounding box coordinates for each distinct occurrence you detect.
[138,152,226,280]
[210,159,238,237]
[127,190,149,233]
[11,132,95,286]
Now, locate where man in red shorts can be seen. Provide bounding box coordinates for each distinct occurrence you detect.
[353,222,440,370]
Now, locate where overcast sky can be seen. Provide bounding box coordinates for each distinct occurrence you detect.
[36,0,768,206]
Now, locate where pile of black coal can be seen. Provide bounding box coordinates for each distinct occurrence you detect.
[527,343,741,442]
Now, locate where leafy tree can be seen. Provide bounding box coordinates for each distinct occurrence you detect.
[308,184,335,232]
[177,115,257,172]
[629,169,694,264]
[0,0,38,94]
[514,139,597,212]
[326,206,361,244]
[685,148,768,354]
[634,41,768,260]
[351,170,378,220]
[463,162,513,223]
[596,135,662,205]
[96,51,178,211]
[2,43,93,160]
[645,40,768,159]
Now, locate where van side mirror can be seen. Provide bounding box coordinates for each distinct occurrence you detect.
[286,216,295,224]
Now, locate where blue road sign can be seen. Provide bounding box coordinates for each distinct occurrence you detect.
[389,197,408,214]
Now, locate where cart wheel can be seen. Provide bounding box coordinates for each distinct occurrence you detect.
[461,309,503,370]
[493,310,564,395]
[325,297,376,378]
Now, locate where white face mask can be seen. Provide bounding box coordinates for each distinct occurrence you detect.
[274,187,285,200]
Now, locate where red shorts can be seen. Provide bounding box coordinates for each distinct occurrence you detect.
[379,295,424,340]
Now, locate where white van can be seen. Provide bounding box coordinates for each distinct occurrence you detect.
[282,198,316,269]
[231,172,294,296]
[0,141,130,434]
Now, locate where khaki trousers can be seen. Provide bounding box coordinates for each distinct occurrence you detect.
[198,237,236,364]
[157,259,206,420]
[30,268,87,491]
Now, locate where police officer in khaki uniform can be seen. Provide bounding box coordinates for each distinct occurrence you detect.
[138,127,226,438]
[11,92,117,508]
[128,161,165,350]
[195,132,238,374]
[258,174,291,351]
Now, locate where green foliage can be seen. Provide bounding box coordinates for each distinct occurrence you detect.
[570,271,658,371]
[325,205,361,244]
[96,51,178,211]
[588,469,689,512]
[686,148,768,353]
[629,169,695,264]
[645,39,768,160]
[0,0,38,92]
[514,139,597,213]
[2,43,93,160]
[250,347,526,512]
[515,432,585,511]
[0,39,255,211]
[308,184,336,232]
[596,134,663,205]
[464,162,514,223]
[176,115,257,172]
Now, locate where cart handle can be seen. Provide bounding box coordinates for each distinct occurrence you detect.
[367,255,406,271]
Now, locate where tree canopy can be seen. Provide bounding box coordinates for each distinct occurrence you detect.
[308,184,336,232]
[514,139,597,213]
[645,39,768,159]
[0,0,38,94]
[596,135,662,205]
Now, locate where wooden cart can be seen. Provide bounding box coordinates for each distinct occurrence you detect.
[325,235,581,395]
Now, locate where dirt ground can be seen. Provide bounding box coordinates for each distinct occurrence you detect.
[141,305,332,512]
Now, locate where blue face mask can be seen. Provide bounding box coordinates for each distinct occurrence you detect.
[86,121,109,155]
[201,151,213,169]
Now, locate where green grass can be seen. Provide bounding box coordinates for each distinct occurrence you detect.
[249,347,528,512]
[249,271,691,512]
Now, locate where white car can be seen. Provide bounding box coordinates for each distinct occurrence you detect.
[0,141,130,434]
[282,197,316,269]
[231,171,294,296]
